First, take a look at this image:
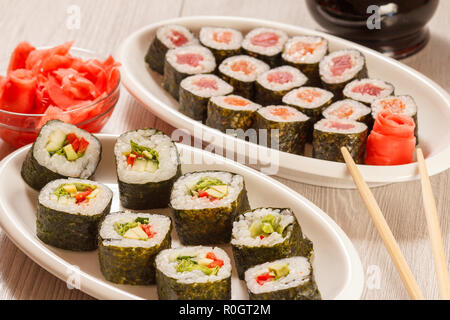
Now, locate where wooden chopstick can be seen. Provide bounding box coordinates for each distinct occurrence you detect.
[340,147,424,300]
[416,148,450,300]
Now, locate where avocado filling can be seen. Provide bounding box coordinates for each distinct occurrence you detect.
[123,140,160,173]
[46,130,90,161]
[189,177,229,201]
[53,183,98,205]
[249,214,286,239]
[113,217,156,241]
[170,251,224,276]
[256,263,290,285]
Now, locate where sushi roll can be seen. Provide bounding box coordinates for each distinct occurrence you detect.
[313,119,368,164]
[199,27,243,64]
[155,246,232,300]
[21,120,102,191]
[179,74,233,122]
[343,78,395,106]
[145,24,197,74]
[255,105,310,155]
[245,256,321,300]
[218,55,269,99]
[231,207,313,280]
[98,211,172,285]
[319,49,368,99]
[115,129,181,210]
[242,28,288,67]
[163,45,216,100]
[254,66,308,106]
[170,171,250,245]
[282,36,328,86]
[37,179,112,251]
[322,99,373,129]
[206,95,261,133]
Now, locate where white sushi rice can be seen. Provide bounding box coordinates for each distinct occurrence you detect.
[180,74,233,98]
[115,129,179,184]
[100,211,171,248]
[200,27,243,50]
[166,45,216,75]
[245,256,312,294]
[242,28,288,57]
[282,36,328,64]
[314,118,367,134]
[257,105,309,123]
[343,79,394,104]
[319,49,365,84]
[231,208,295,247]
[282,87,334,109]
[210,95,261,112]
[155,246,232,284]
[219,55,270,82]
[170,171,244,210]
[156,24,197,49]
[371,95,417,119]
[39,178,112,216]
[322,99,371,121]
[256,66,308,92]
[33,121,101,178]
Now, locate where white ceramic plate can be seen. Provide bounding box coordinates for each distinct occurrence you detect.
[117,16,450,188]
[0,134,363,300]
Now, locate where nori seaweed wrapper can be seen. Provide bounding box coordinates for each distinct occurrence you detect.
[178,84,212,123]
[162,58,189,101]
[145,35,169,75]
[283,60,321,87]
[321,65,368,100]
[254,82,298,107]
[205,99,257,133]
[244,49,281,69]
[218,70,254,100]
[205,46,241,65]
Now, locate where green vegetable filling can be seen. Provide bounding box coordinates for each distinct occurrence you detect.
[113,217,152,241]
[268,263,290,280]
[53,183,97,199]
[189,177,229,199]
[175,257,220,276]
[249,214,286,238]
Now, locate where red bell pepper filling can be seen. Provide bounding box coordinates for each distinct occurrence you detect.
[65,132,90,154]
[75,188,93,204]
[256,272,275,285]
[140,224,157,238]
[205,252,224,269]
[197,189,219,202]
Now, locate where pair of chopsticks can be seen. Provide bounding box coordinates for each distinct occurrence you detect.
[341,147,450,300]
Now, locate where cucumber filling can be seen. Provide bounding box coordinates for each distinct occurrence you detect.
[249,214,287,239]
[256,263,290,285]
[113,217,156,241]
[53,183,98,205]
[123,140,160,173]
[46,130,90,161]
[188,177,229,200]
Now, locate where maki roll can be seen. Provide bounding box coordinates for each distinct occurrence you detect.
[313,119,368,164]
[145,24,197,74]
[199,27,243,64]
[343,78,395,106]
[245,256,321,300]
[170,171,250,245]
[115,129,181,210]
[206,95,261,133]
[254,66,308,106]
[37,179,112,251]
[282,36,328,86]
[322,99,373,129]
[155,246,232,300]
[242,28,288,67]
[319,49,368,99]
[98,212,172,285]
[218,55,269,99]
[163,45,216,100]
[255,105,310,155]
[179,74,233,122]
[231,207,313,280]
[21,120,101,190]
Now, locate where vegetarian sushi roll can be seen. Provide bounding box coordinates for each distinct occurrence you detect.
[115,129,181,210]
[179,74,233,122]
[170,171,250,245]
[245,256,321,300]
[218,55,269,99]
[313,119,368,164]
[206,95,261,133]
[322,99,373,129]
[254,66,308,106]
[199,27,243,64]
[242,28,288,67]
[37,179,112,251]
[21,120,102,190]
[343,78,395,106]
[145,24,197,74]
[255,105,310,155]
[163,45,216,100]
[231,207,313,280]
[155,246,232,300]
[98,212,172,285]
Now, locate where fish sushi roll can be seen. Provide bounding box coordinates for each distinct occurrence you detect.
[21,120,102,191]
[163,45,216,100]
[206,95,261,133]
[313,119,368,164]
[170,171,250,245]
[179,74,233,122]
[255,105,310,155]
[218,55,269,99]
[322,99,373,129]
[37,179,112,251]
[145,24,197,74]
[231,207,313,280]
[319,49,367,99]
[282,36,328,86]
[343,78,395,106]
[199,27,243,64]
[242,28,288,67]
[254,66,308,106]
[98,212,172,285]
[155,246,232,300]
[245,256,321,300]
[115,129,181,210]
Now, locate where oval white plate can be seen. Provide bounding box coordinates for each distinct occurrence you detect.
[117,16,450,188]
[0,134,363,300]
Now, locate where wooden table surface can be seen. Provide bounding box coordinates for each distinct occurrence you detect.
[0,0,449,300]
